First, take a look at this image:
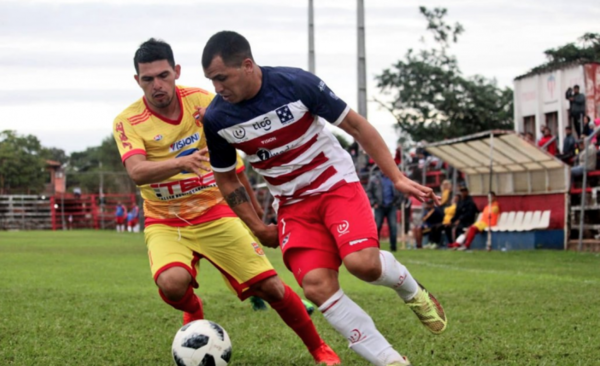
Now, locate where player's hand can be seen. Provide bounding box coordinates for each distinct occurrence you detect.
[255,224,279,248]
[394,178,441,205]
[179,147,211,176]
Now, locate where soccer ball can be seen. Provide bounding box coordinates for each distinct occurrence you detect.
[172,320,232,366]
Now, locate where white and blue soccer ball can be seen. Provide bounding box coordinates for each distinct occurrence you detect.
[172,320,232,366]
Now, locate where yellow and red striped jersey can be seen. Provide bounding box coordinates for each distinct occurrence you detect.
[113,86,244,226]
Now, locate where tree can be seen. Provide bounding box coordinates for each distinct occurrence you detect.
[530,33,600,73]
[41,147,68,165]
[0,130,47,194]
[374,6,513,143]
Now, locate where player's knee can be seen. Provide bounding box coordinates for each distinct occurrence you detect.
[302,269,339,306]
[250,276,285,303]
[156,267,191,301]
[344,249,382,282]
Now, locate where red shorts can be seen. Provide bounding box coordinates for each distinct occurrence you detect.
[128,218,139,227]
[116,217,125,225]
[277,182,379,285]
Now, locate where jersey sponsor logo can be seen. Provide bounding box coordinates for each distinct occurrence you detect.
[170,133,200,152]
[150,175,215,200]
[349,238,368,246]
[154,134,163,141]
[251,242,265,256]
[275,105,294,124]
[115,122,132,150]
[337,220,350,236]
[329,91,339,100]
[318,80,326,91]
[348,329,366,344]
[252,117,272,131]
[175,148,199,174]
[233,126,246,139]
[257,148,272,161]
[261,137,277,145]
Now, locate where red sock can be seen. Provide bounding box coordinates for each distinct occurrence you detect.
[464,226,480,248]
[268,284,323,351]
[159,285,203,316]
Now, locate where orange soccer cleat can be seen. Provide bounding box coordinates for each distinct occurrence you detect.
[310,341,341,365]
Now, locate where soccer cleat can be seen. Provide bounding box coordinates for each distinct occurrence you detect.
[302,299,316,316]
[182,298,204,325]
[387,356,412,366]
[250,296,269,311]
[405,282,447,334]
[310,341,341,365]
[456,245,468,251]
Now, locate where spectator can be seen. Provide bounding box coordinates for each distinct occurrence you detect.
[524,132,535,144]
[127,204,140,232]
[566,85,586,137]
[571,138,597,181]
[412,199,444,249]
[366,166,403,251]
[450,192,500,251]
[557,125,577,165]
[73,187,82,199]
[115,202,127,233]
[439,179,452,207]
[450,185,479,242]
[442,194,461,246]
[538,126,557,156]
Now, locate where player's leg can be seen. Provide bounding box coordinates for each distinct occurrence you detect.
[192,217,340,365]
[286,248,409,366]
[325,183,447,335]
[145,224,203,325]
[458,224,482,250]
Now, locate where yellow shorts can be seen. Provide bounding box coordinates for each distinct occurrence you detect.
[145,217,276,300]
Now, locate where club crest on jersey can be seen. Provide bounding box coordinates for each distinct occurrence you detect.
[281,233,290,249]
[251,242,265,256]
[337,220,350,236]
[275,105,294,124]
[257,148,272,161]
[233,126,246,139]
[154,134,163,141]
[193,111,203,127]
[170,133,200,152]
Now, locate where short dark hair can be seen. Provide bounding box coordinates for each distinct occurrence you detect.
[574,84,580,89]
[133,38,175,74]
[566,125,572,130]
[489,191,496,196]
[202,31,254,69]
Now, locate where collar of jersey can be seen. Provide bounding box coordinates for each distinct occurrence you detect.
[142,87,184,125]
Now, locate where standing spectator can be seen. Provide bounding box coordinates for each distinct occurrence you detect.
[571,138,597,181]
[412,200,444,249]
[557,126,577,165]
[442,194,461,246]
[115,202,127,232]
[366,166,403,251]
[566,85,586,137]
[127,204,140,232]
[450,192,500,250]
[450,186,479,242]
[439,180,452,207]
[538,126,557,156]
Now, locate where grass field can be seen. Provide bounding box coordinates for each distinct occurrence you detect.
[0,231,599,366]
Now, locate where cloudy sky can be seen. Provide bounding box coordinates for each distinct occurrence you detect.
[1,0,598,154]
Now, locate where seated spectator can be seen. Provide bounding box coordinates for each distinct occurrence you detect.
[450,185,479,241]
[557,125,577,165]
[582,115,596,139]
[412,199,444,249]
[439,179,452,207]
[538,126,557,156]
[449,192,500,250]
[524,132,535,144]
[442,194,461,246]
[571,138,597,181]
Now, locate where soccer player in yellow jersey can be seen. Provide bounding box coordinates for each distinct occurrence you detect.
[112,38,340,365]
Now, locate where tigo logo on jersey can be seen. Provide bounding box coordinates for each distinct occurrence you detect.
[275,106,294,124]
[154,134,163,141]
[233,127,246,139]
[337,220,350,236]
[252,117,272,131]
[170,133,200,152]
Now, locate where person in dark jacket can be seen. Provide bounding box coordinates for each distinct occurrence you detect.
[567,85,586,137]
[366,166,403,251]
[557,125,577,165]
[451,185,479,239]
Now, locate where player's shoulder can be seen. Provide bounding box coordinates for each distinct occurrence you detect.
[114,97,148,126]
[178,85,214,105]
[263,66,314,84]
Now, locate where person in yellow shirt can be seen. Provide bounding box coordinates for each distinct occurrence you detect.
[441,194,460,247]
[439,180,452,207]
[450,192,500,250]
[112,38,339,365]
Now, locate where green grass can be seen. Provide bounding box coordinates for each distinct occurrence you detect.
[0,231,599,366]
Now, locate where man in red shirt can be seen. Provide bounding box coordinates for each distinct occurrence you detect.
[538,126,557,156]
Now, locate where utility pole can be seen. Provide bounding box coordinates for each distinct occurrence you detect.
[356,0,368,169]
[308,0,316,74]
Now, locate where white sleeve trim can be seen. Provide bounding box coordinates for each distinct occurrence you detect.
[331,105,350,126]
[211,162,237,173]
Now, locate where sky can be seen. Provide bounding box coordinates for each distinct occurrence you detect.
[1,0,599,154]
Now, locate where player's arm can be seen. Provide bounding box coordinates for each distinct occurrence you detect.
[124,149,211,185]
[214,170,277,247]
[237,171,265,219]
[337,110,439,205]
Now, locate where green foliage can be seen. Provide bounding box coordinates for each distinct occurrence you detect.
[40,147,68,165]
[0,130,47,194]
[332,132,351,149]
[1,231,599,365]
[375,7,513,143]
[530,32,600,73]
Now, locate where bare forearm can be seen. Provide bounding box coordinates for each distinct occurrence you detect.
[238,172,264,216]
[128,159,183,185]
[216,177,266,234]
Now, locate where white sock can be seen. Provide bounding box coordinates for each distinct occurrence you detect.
[369,250,419,302]
[319,289,404,366]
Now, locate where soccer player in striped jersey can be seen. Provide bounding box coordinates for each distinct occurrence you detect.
[113,38,340,365]
[200,31,448,366]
